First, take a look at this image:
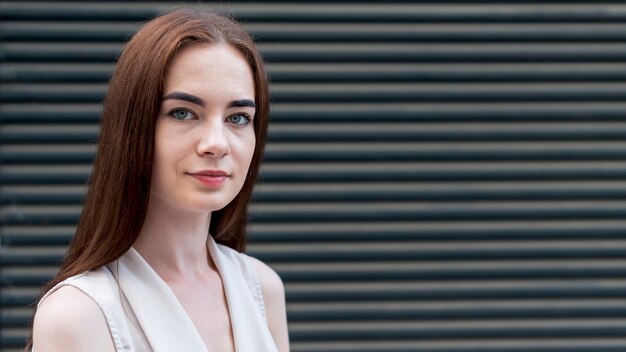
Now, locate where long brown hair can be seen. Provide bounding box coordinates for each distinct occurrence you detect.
[25,8,269,349]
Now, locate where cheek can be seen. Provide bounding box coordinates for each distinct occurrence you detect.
[152,123,167,174]
[152,131,182,186]
[151,147,169,190]
[242,134,256,169]
[231,132,256,186]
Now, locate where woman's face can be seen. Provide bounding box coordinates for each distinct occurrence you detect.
[150,43,256,214]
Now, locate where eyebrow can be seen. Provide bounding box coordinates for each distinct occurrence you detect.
[229,99,256,109]
[162,91,256,109]
[163,91,205,107]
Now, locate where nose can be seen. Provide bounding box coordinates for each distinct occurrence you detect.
[196,117,230,158]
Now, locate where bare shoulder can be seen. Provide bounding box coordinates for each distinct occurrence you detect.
[33,285,115,352]
[247,256,285,298]
[247,256,291,352]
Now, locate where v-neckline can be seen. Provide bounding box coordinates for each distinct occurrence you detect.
[123,237,236,352]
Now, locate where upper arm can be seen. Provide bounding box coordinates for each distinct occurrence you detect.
[33,285,115,352]
[248,256,290,352]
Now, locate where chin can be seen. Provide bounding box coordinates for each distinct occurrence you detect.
[185,197,234,214]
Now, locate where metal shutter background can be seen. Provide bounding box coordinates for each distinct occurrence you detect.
[2,1,626,351]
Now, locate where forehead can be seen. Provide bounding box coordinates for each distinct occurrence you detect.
[163,43,255,98]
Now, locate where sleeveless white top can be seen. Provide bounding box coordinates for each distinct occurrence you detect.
[36,236,278,352]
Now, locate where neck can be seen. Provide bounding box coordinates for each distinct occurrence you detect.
[134,198,213,281]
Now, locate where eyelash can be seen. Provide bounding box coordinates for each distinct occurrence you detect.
[168,107,196,121]
[227,113,252,126]
[167,107,252,126]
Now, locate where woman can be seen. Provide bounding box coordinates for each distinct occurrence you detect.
[27,8,289,352]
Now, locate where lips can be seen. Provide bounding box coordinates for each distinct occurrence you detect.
[190,170,228,177]
[187,170,229,186]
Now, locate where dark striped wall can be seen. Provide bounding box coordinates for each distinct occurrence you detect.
[2,1,626,351]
